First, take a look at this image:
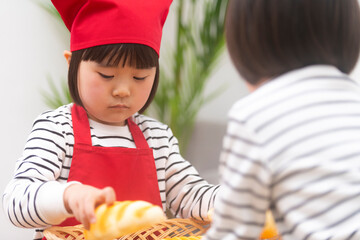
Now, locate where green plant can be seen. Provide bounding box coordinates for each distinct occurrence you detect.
[38,1,71,108]
[40,0,228,154]
[150,0,228,153]
[41,76,72,108]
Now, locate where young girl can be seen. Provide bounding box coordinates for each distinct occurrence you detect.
[2,1,218,239]
[203,0,360,240]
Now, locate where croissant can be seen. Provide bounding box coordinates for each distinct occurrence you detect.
[84,200,166,240]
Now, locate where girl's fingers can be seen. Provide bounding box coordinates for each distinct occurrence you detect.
[83,197,97,228]
[83,218,90,230]
[83,187,114,229]
[77,202,88,229]
[102,187,116,205]
[72,196,94,230]
[64,185,116,230]
[73,207,86,228]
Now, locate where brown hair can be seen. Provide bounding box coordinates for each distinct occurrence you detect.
[68,43,159,113]
[225,0,360,85]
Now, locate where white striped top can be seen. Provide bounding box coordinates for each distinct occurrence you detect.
[204,65,360,240]
[2,104,218,240]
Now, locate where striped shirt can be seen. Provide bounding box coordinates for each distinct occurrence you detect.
[204,65,360,240]
[2,104,218,240]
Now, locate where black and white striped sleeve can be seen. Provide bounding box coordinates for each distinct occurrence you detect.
[164,127,219,221]
[204,118,271,240]
[2,112,74,228]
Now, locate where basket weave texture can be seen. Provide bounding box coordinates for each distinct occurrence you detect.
[162,237,202,240]
[43,218,209,240]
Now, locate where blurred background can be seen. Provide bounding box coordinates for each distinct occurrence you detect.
[1,0,360,239]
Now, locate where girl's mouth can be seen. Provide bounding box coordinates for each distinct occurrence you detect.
[109,104,129,109]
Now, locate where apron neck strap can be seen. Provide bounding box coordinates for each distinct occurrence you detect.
[72,104,92,146]
[127,118,150,149]
[72,104,150,149]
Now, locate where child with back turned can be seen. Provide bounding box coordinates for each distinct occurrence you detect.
[204,0,360,239]
[2,1,218,239]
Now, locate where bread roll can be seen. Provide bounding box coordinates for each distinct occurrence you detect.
[84,200,166,240]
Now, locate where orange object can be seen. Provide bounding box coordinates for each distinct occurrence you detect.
[207,208,214,222]
[84,200,166,240]
[259,210,280,239]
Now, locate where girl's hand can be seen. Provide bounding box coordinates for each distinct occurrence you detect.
[63,184,116,229]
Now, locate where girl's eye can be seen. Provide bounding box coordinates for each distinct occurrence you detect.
[133,76,147,80]
[98,72,114,79]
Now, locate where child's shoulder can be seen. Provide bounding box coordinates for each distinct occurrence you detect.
[132,113,170,132]
[132,113,177,145]
[228,98,253,123]
[34,103,73,126]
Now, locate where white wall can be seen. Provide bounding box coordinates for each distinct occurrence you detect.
[1,0,360,239]
[0,0,70,238]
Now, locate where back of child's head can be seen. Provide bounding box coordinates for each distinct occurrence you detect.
[225,0,360,85]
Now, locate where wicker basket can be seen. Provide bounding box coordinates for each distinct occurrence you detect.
[43,218,209,240]
[162,237,202,240]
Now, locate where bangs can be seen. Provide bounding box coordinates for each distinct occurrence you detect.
[81,43,158,69]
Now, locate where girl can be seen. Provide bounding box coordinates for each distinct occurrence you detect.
[2,1,218,239]
[203,0,360,239]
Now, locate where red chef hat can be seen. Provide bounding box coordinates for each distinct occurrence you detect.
[51,0,173,55]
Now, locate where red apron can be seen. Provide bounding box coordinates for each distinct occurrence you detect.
[57,104,162,227]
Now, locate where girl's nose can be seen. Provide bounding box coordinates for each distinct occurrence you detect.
[112,84,130,97]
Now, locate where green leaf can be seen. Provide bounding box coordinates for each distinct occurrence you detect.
[41,76,72,109]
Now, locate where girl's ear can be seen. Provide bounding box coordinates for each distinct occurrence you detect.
[63,50,72,66]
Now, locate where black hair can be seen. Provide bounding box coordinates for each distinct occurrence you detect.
[226,0,360,85]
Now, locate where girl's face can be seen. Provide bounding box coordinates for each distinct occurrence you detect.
[77,59,156,126]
